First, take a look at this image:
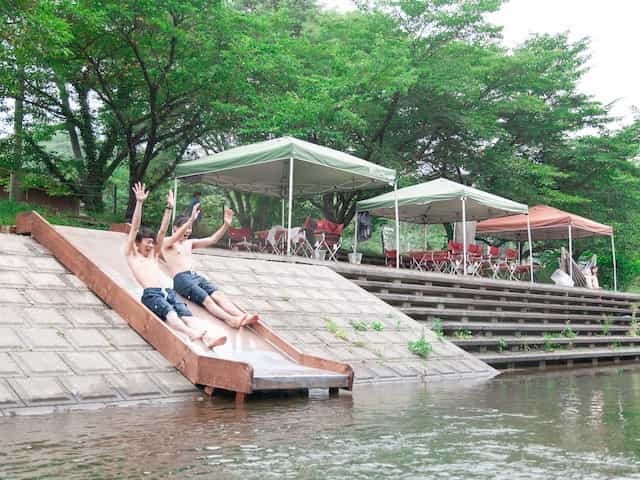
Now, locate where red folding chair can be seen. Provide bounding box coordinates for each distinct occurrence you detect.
[467,244,484,277]
[227,227,254,251]
[313,219,344,262]
[448,240,464,275]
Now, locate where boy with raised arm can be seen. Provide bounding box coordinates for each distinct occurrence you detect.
[162,204,259,328]
[125,182,226,349]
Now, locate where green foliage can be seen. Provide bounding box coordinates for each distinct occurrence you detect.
[326,318,348,341]
[408,331,432,359]
[432,318,444,340]
[350,320,369,332]
[543,332,560,352]
[562,323,577,339]
[601,315,614,336]
[453,329,472,340]
[371,320,384,332]
[497,337,507,353]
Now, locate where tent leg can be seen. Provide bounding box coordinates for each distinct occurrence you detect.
[568,225,573,279]
[462,197,467,275]
[172,178,178,227]
[287,158,294,256]
[394,181,400,269]
[526,212,534,284]
[611,234,617,291]
[281,198,285,227]
[353,211,359,254]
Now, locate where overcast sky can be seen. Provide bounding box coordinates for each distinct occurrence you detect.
[323,0,639,125]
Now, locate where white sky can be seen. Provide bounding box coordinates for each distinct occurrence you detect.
[323,0,640,125]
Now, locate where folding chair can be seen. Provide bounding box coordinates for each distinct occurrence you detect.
[227,227,255,251]
[313,219,344,262]
[466,244,484,277]
[291,227,314,257]
[486,245,503,279]
[448,240,464,275]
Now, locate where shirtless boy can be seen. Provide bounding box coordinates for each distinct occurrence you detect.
[162,203,259,328]
[125,182,226,349]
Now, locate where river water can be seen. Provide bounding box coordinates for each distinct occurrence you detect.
[2,367,640,479]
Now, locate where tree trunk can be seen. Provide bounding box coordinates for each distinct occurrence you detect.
[10,64,25,202]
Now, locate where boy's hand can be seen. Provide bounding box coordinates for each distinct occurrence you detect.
[223,208,234,226]
[190,203,200,222]
[166,190,175,209]
[132,182,149,202]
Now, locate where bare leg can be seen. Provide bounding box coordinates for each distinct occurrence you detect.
[165,311,205,340]
[202,296,244,328]
[211,291,260,326]
[181,316,227,348]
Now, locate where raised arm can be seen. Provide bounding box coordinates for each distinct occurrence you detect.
[163,202,200,249]
[155,190,175,256]
[125,182,149,256]
[191,208,234,250]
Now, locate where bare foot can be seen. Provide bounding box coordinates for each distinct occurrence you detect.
[240,313,259,327]
[189,330,206,341]
[203,332,227,349]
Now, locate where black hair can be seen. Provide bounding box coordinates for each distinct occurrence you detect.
[135,226,156,243]
[173,216,189,228]
[193,191,201,197]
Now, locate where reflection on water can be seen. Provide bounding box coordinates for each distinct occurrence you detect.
[3,367,640,479]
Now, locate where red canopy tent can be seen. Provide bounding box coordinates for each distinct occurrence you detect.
[477,205,617,290]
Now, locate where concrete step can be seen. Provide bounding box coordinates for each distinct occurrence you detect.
[376,292,633,316]
[353,279,634,311]
[337,264,640,304]
[438,321,631,335]
[452,335,640,349]
[403,306,632,325]
[476,346,640,367]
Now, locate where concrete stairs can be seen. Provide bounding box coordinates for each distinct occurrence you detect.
[334,264,640,371]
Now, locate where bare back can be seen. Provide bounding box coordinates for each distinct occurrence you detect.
[162,239,195,277]
[126,251,172,289]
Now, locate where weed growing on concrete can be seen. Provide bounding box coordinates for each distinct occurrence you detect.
[543,332,560,352]
[408,329,432,359]
[350,320,369,332]
[432,318,444,341]
[601,315,614,336]
[562,323,577,339]
[326,319,348,341]
[371,320,384,332]
[395,319,402,330]
[610,340,622,349]
[497,338,507,352]
[453,329,472,340]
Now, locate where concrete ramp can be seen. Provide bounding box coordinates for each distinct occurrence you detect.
[16,212,352,401]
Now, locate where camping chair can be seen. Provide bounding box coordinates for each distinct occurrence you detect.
[486,245,503,279]
[381,225,400,267]
[265,226,287,255]
[504,247,519,280]
[448,240,464,275]
[227,227,255,251]
[290,227,314,258]
[466,244,484,277]
[313,219,344,262]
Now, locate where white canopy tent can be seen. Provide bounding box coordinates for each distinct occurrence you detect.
[356,178,533,279]
[174,136,396,254]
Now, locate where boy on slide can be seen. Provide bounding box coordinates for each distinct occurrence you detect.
[162,203,259,328]
[124,182,226,349]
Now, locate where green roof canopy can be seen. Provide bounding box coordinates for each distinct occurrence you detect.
[356,178,528,224]
[175,136,396,197]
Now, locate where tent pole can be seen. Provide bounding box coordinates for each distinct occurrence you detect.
[287,157,294,256]
[281,198,285,227]
[462,197,467,275]
[526,212,534,284]
[394,180,400,269]
[611,233,618,291]
[172,178,178,227]
[353,210,359,254]
[568,225,573,279]
[424,224,428,250]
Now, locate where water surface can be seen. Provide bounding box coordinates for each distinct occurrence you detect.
[3,367,640,479]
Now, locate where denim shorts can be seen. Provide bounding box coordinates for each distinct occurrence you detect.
[141,288,192,320]
[173,271,218,305]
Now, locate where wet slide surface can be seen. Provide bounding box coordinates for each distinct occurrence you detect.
[55,226,351,391]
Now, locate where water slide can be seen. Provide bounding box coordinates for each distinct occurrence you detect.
[17,212,353,403]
